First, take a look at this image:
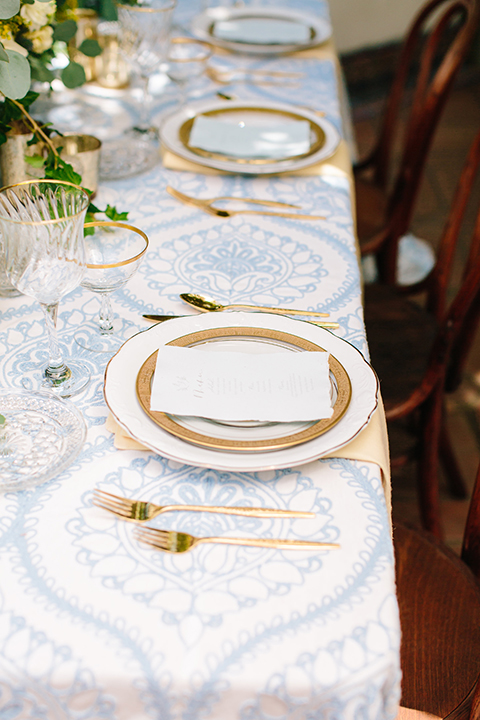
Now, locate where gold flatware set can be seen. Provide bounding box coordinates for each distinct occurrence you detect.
[142,292,339,328]
[135,527,340,554]
[93,488,315,520]
[180,292,329,317]
[167,186,326,221]
[94,489,340,554]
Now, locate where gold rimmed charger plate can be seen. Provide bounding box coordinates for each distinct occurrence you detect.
[180,106,325,166]
[135,326,351,453]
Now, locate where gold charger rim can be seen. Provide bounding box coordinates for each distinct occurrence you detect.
[180,106,325,166]
[135,326,352,452]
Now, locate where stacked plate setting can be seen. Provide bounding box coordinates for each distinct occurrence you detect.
[104,313,379,472]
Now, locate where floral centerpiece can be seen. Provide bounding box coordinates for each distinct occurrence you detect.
[0,1,128,229]
[0,0,105,96]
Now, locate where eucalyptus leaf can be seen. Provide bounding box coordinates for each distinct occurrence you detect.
[78,39,102,57]
[61,61,86,89]
[0,51,31,100]
[100,0,117,21]
[0,0,20,19]
[53,20,78,43]
[0,43,9,64]
[28,55,55,83]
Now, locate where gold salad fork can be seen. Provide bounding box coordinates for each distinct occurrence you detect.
[167,187,326,221]
[134,526,340,553]
[93,489,315,521]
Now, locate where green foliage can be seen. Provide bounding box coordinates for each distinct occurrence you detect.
[0,90,39,145]
[28,54,55,83]
[99,0,117,20]
[52,19,77,42]
[0,414,5,426]
[0,44,9,63]
[0,50,30,99]
[61,60,86,88]
[105,205,129,221]
[77,0,118,18]
[24,153,45,167]
[44,149,82,185]
[0,0,20,19]
[78,38,102,57]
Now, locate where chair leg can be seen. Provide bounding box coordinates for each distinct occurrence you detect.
[417,389,444,539]
[440,418,469,499]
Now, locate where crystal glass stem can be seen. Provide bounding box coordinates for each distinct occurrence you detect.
[40,302,72,385]
[99,293,115,334]
[138,74,153,130]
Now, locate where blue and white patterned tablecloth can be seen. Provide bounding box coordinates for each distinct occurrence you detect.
[0,3,401,718]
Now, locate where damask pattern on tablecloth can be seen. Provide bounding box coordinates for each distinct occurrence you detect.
[0,456,398,719]
[0,8,399,714]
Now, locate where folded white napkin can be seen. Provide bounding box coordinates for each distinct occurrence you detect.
[189,115,311,160]
[213,18,311,45]
[150,346,333,422]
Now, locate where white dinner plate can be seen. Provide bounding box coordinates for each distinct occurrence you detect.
[160,99,340,175]
[191,7,332,55]
[104,313,379,472]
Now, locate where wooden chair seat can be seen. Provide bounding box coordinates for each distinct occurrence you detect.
[395,521,480,716]
[364,284,438,412]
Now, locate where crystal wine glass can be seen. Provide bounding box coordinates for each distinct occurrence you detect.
[166,37,212,109]
[0,180,91,397]
[74,221,149,353]
[100,0,177,180]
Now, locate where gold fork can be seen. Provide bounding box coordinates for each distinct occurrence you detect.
[93,488,315,522]
[134,526,340,553]
[167,187,325,221]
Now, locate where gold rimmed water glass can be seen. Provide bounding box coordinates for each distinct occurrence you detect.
[75,221,149,353]
[166,37,212,109]
[100,0,176,180]
[0,180,91,397]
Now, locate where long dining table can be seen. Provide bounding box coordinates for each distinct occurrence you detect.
[0,0,402,718]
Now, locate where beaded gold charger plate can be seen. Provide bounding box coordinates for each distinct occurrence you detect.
[135,326,351,453]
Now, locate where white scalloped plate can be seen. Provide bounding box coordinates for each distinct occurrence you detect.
[104,313,378,472]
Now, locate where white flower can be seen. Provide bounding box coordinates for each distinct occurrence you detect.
[1,37,29,57]
[20,0,56,32]
[25,25,54,53]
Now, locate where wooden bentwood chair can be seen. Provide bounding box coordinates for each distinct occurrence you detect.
[364,129,480,538]
[354,0,479,284]
[394,455,480,718]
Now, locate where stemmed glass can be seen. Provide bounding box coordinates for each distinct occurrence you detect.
[74,221,149,353]
[0,180,91,397]
[100,0,177,180]
[166,38,212,109]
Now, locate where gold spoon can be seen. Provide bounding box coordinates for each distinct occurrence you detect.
[180,293,330,318]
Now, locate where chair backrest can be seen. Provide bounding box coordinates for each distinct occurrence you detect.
[388,129,480,421]
[372,0,479,281]
[462,458,480,580]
